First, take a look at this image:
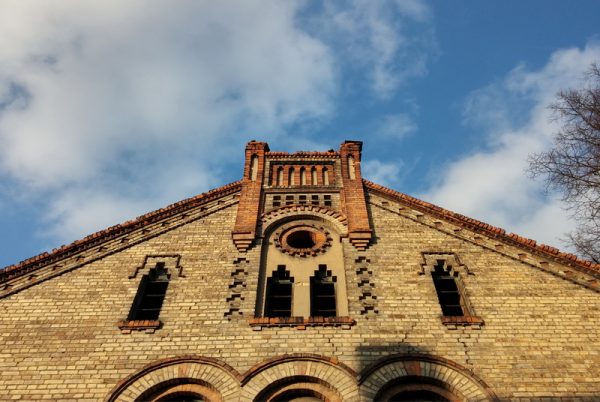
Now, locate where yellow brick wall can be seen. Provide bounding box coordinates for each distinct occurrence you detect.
[0,193,598,400]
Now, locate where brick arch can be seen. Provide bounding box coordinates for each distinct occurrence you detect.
[260,205,348,237]
[105,356,242,402]
[359,354,498,401]
[240,354,359,401]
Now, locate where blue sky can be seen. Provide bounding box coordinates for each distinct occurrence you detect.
[1,0,600,268]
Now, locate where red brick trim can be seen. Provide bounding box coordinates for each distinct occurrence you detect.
[364,179,600,275]
[248,316,355,330]
[358,353,498,400]
[0,181,242,283]
[233,141,269,251]
[253,376,343,402]
[266,151,340,158]
[117,319,162,333]
[241,353,357,386]
[441,315,484,326]
[104,355,242,402]
[261,204,348,227]
[340,141,373,250]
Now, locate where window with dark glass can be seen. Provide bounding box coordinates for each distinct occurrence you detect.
[431,260,464,316]
[265,265,294,317]
[310,265,337,317]
[128,262,170,321]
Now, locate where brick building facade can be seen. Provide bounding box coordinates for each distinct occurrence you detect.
[0,140,599,401]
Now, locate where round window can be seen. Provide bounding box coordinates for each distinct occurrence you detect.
[275,225,331,257]
[286,230,324,249]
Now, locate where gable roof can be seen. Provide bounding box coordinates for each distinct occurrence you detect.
[1,179,598,293]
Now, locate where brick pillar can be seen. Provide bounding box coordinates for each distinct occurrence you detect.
[340,141,372,250]
[232,141,269,251]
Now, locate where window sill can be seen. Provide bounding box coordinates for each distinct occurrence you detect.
[118,319,162,334]
[441,315,484,329]
[249,316,355,330]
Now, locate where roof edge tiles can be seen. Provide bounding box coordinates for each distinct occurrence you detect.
[0,181,242,281]
[363,179,600,275]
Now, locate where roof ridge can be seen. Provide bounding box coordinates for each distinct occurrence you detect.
[0,181,242,280]
[363,179,600,274]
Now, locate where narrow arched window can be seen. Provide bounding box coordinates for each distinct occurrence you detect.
[322,167,329,185]
[348,155,356,180]
[128,262,169,321]
[289,167,295,186]
[265,265,294,317]
[277,167,284,186]
[311,167,318,185]
[300,167,307,185]
[310,265,336,317]
[431,260,464,316]
[249,154,258,181]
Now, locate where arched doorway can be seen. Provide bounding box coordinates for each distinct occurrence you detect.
[374,377,459,402]
[359,354,497,402]
[253,375,341,402]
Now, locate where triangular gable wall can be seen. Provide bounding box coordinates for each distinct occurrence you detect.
[364,180,599,292]
[0,181,241,298]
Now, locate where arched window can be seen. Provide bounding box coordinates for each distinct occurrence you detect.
[249,154,259,181]
[300,167,307,185]
[265,265,294,317]
[256,219,350,324]
[277,167,284,186]
[310,265,336,317]
[159,393,205,402]
[128,262,169,321]
[322,167,329,185]
[347,155,356,180]
[311,167,318,185]
[389,390,450,401]
[431,260,465,316]
[289,167,295,186]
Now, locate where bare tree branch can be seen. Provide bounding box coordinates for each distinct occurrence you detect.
[529,63,600,263]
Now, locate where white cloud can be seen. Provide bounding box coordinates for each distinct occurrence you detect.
[0,1,336,241]
[363,159,403,188]
[0,0,436,245]
[421,42,600,250]
[376,113,418,139]
[306,0,436,98]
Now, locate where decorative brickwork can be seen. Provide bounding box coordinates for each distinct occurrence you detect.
[232,141,269,251]
[360,354,497,401]
[365,179,600,278]
[340,141,373,250]
[0,141,599,400]
[355,256,378,315]
[225,257,249,319]
[273,223,332,257]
